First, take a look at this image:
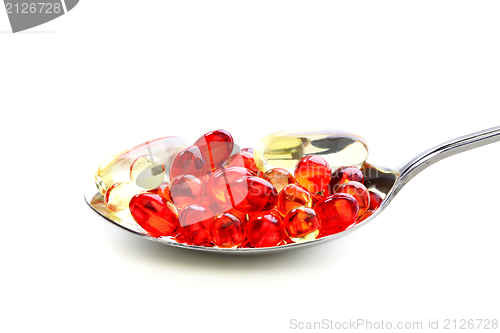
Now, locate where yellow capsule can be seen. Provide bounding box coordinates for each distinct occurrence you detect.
[130,155,165,190]
[104,182,139,217]
[95,136,190,195]
[254,129,369,174]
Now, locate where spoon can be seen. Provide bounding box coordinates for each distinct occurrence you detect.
[84,126,500,255]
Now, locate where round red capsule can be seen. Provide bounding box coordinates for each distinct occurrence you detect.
[223,151,260,175]
[211,213,246,248]
[294,155,332,194]
[247,209,284,248]
[263,168,297,193]
[277,184,311,216]
[368,190,383,211]
[329,166,364,193]
[129,193,180,238]
[179,204,214,246]
[205,167,254,205]
[336,181,370,217]
[226,176,278,214]
[314,193,359,237]
[194,129,234,172]
[284,206,320,243]
[169,145,207,180]
[169,175,205,210]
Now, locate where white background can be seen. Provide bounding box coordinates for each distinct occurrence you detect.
[1,1,499,332]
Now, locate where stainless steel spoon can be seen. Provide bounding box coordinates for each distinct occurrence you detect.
[84,126,500,255]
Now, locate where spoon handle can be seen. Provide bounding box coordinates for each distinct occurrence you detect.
[396,126,500,190]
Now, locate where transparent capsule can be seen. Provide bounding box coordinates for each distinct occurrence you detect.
[104,182,140,217]
[130,155,165,190]
[254,129,369,174]
[95,136,190,195]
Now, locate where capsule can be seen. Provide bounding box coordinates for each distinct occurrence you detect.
[254,129,368,174]
[95,136,190,195]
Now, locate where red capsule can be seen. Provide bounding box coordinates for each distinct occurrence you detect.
[277,184,311,216]
[179,204,214,246]
[211,213,246,248]
[247,209,284,248]
[356,210,374,223]
[329,166,364,193]
[226,176,278,214]
[314,193,359,237]
[194,129,234,172]
[129,193,180,238]
[169,145,207,180]
[336,181,370,217]
[263,168,297,193]
[199,196,222,216]
[368,190,383,211]
[223,207,247,222]
[223,151,260,175]
[148,182,172,202]
[294,155,332,194]
[284,206,320,242]
[205,167,254,205]
[169,175,205,210]
[240,147,254,154]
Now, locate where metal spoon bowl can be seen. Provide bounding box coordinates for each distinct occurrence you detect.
[84,126,500,255]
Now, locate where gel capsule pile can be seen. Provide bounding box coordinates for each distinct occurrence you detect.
[95,129,381,248]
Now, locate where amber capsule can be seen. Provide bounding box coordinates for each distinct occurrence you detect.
[356,210,374,223]
[254,129,369,174]
[294,155,332,194]
[104,182,140,217]
[95,136,190,195]
[169,175,205,210]
[226,176,278,214]
[263,168,297,193]
[336,181,370,217]
[314,193,359,237]
[205,167,253,205]
[368,190,383,211]
[329,166,364,193]
[284,207,320,243]
[194,129,234,172]
[247,209,284,248]
[129,193,179,238]
[179,204,214,246]
[277,184,312,216]
[211,213,246,248]
[223,151,260,175]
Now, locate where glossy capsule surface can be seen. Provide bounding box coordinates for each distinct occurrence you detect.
[210,213,246,248]
[314,193,359,237]
[336,181,370,217]
[277,184,311,216]
[104,182,140,217]
[129,193,179,238]
[169,145,207,180]
[254,129,368,174]
[263,168,296,193]
[226,176,278,214]
[194,130,234,172]
[95,136,190,195]
[247,209,284,248]
[169,175,205,210]
[284,206,320,243]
